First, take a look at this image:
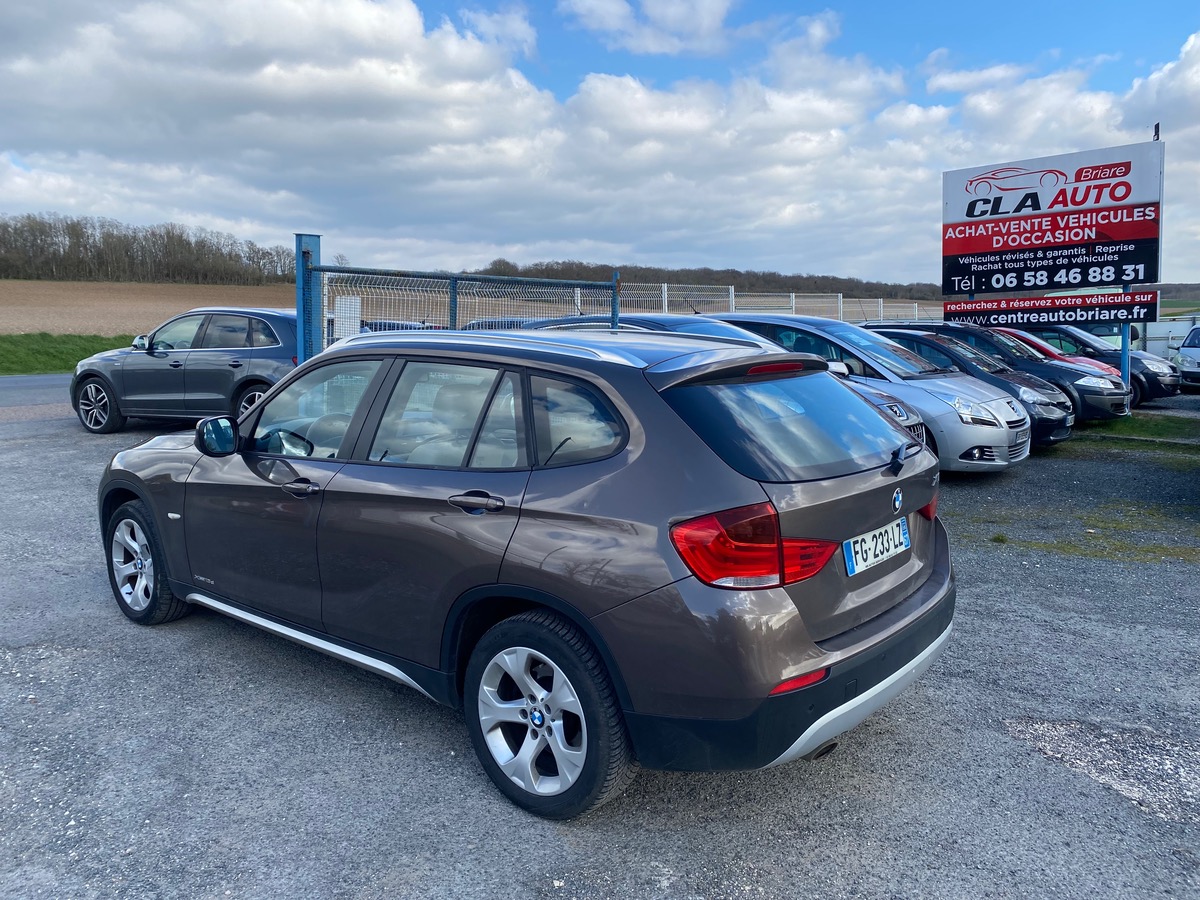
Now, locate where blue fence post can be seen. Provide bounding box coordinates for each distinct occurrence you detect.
[294,233,322,362]
[1120,283,1132,385]
[448,276,459,329]
[611,270,620,327]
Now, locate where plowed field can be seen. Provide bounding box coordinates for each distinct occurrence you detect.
[0,280,294,335]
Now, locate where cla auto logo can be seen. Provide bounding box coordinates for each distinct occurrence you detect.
[892,488,903,514]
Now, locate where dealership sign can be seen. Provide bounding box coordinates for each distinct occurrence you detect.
[942,142,1164,296]
[943,290,1159,327]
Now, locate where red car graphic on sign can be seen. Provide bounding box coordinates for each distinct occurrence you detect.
[965,166,1069,195]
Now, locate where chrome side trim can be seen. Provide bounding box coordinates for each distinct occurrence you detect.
[186,592,435,701]
[762,621,954,768]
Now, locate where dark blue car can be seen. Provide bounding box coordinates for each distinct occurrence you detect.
[71,306,298,433]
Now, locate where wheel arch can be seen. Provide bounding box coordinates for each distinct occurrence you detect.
[99,481,146,533]
[442,586,634,713]
[72,369,122,411]
[232,378,273,415]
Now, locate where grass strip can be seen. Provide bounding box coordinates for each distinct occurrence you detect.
[1078,411,1200,443]
[0,333,134,376]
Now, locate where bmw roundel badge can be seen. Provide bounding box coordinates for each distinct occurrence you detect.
[892,488,903,514]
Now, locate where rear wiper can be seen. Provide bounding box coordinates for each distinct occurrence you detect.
[886,441,922,476]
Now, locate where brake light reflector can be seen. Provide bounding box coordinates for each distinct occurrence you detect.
[670,502,837,589]
[770,667,829,695]
[782,539,840,582]
[918,493,938,521]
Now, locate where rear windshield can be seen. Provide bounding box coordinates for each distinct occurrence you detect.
[987,328,1044,360]
[663,371,915,482]
[823,324,943,376]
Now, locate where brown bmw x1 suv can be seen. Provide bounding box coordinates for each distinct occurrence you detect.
[99,329,955,818]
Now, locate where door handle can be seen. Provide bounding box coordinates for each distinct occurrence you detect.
[282,480,321,497]
[228,361,244,369]
[449,492,505,513]
[169,360,183,368]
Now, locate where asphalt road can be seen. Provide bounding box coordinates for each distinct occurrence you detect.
[1,376,1197,899]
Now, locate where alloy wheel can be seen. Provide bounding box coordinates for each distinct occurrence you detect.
[477,646,587,796]
[238,389,266,417]
[79,382,111,431]
[110,517,155,612]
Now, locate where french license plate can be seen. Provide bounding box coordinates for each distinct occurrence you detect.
[1011,428,1030,445]
[842,518,910,577]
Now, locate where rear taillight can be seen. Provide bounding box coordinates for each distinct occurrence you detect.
[918,492,938,521]
[770,667,829,695]
[670,502,838,589]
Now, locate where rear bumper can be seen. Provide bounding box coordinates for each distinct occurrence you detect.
[623,519,956,772]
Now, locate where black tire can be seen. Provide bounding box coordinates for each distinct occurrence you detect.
[1130,377,1144,408]
[464,610,634,819]
[233,382,269,419]
[104,501,190,626]
[76,378,126,434]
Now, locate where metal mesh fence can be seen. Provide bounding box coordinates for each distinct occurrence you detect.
[295,239,950,359]
[316,272,946,341]
[314,269,618,346]
[617,283,733,314]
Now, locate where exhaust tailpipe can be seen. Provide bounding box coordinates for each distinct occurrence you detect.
[803,740,838,762]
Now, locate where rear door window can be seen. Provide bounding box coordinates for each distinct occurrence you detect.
[664,372,911,482]
[197,315,251,349]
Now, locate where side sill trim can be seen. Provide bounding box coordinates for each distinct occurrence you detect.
[185,592,434,701]
[762,620,953,769]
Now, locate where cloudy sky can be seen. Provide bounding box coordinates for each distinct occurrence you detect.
[2,0,1198,284]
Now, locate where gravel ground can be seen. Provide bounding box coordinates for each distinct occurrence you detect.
[0,379,1197,899]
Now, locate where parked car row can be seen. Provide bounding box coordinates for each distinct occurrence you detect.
[505,312,1146,474]
[70,306,1181,444]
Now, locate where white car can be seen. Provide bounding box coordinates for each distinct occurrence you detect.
[713,314,1033,473]
[1170,326,1200,391]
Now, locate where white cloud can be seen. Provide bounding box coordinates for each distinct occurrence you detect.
[461,6,538,58]
[557,0,737,55]
[926,64,1029,94]
[0,4,1197,283]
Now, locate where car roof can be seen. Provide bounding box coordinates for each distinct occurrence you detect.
[524,313,721,327]
[181,306,297,318]
[861,319,984,332]
[715,313,846,328]
[326,327,781,371]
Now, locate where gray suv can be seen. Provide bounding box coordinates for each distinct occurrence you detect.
[98,330,955,818]
[71,306,297,433]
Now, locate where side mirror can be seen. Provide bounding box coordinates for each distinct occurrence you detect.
[133,335,148,351]
[195,416,238,457]
[1168,339,1181,351]
[827,360,850,377]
